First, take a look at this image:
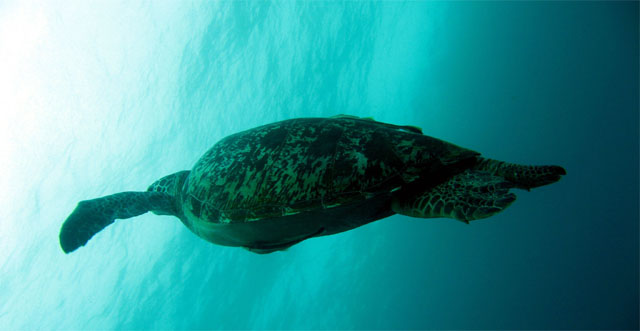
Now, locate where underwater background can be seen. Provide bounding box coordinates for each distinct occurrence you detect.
[0,1,637,329]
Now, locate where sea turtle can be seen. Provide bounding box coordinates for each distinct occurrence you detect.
[59,116,566,254]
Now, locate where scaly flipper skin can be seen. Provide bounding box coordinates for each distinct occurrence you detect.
[391,170,517,222]
[59,191,174,253]
[60,171,188,253]
[474,158,566,190]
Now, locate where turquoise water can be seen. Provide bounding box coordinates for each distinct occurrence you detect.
[1,1,637,329]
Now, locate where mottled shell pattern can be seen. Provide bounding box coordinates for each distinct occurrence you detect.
[182,116,477,224]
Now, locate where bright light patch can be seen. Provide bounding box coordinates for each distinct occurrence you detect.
[0,1,48,151]
[0,1,47,112]
[0,1,48,262]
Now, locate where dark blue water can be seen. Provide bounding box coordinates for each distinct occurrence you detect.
[1,1,637,329]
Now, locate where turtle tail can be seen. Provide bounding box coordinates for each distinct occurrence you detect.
[474,157,566,190]
[59,191,174,253]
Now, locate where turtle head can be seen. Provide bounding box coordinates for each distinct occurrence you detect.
[147,170,190,216]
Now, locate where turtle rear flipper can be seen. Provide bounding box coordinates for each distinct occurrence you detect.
[391,170,517,223]
[474,158,566,190]
[59,191,174,253]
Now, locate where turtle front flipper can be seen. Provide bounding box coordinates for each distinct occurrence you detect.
[245,227,326,254]
[59,191,174,253]
[391,170,517,223]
